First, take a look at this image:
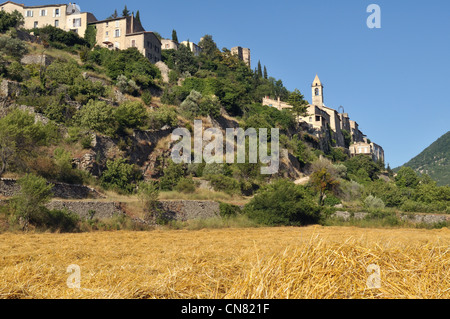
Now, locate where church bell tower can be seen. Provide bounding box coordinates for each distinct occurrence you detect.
[312,75,324,107]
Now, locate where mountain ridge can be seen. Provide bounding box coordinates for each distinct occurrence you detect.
[397,131,450,186]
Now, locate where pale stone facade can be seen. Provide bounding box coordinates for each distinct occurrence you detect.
[89,15,161,64]
[262,96,292,111]
[350,141,385,163]
[0,1,97,37]
[161,39,178,50]
[180,41,202,56]
[231,46,251,67]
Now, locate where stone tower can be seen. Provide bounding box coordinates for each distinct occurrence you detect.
[312,75,324,107]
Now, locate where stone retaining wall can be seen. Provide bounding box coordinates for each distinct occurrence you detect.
[159,200,220,221]
[46,201,123,220]
[332,211,450,225]
[0,178,104,200]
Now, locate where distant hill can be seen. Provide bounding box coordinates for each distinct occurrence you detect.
[397,132,450,186]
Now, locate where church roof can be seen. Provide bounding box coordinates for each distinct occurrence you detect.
[312,74,322,87]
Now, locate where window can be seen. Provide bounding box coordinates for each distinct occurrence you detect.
[54,20,59,27]
[115,29,120,37]
[40,10,46,16]
[26,10,33,17]
[106,22,109,27]
[316,116,321,122]
[55,9,60,17]
[34,21,38,28]
[131,40,136,47]
[73,18,81,28]
[315,88,320,96]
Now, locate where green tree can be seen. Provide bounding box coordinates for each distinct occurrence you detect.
[257,61,262,78]
[100,158,141,194]
[345,155,380,182]
[395,167,420,189]
[160,160,184,191]
[0,10,24,32]
[310,167,340,206]
[135,10,141,23]
[263,66,268,79]
[12,174,54,231]
[0,110,55,176]
[84,25,97,48]
[115,101,149,132]
[138,181,160,213]
[244,179,321,226]
[180,90,203,119]
[288,89,308,117]
[172,29,179,43]
[198,35,219,59]
[75,100,118,136]
[122,5,130,17]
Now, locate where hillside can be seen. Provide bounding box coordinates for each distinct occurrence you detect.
[399,132,450,186]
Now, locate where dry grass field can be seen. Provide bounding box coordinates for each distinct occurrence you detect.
[0,226,449,299]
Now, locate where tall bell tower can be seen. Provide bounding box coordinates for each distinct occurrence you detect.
[312,75,324,107]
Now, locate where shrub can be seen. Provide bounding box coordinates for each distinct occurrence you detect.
[323,195,342,207]
[0,36,28,58]
[54,148,83,184]
[137,181,160,214]
[244,179,321,226]
[45,60,82,86]
[364,195,385,211]
[207,175,241,195]
[148,105,178,129]
[115,101,149,132]
[30,208,80,233]
[116,74,140,96]
[141,91,152,105]
[219,202,242,219]
[0,10,24,33]
[174,177,197,194]
[75,100,118,136]
[395,167,420,189]
[32,25,88,47]
[100,158,141,194]
[159,160,185,191]
[11,174,54,230]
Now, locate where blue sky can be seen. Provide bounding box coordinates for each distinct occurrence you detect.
[25,0,450,168]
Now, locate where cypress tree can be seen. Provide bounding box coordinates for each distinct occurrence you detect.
[264,66,268,79]
[257,61,263,78]
[122,5,130,17]
[135,10,141,23]
[172,29,179,43]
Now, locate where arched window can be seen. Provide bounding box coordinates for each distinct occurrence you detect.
[315,88,320,96]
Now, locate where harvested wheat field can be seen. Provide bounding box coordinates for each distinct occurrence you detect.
[0,226,449,299]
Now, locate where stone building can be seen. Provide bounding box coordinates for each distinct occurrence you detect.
[180,40,202,56]
[262,96,292,111]
[161,39,178,50]
[231,46,251,67]
[89,15,161,64]
[264,75,385,163]
[350,141,385,163]
[0,1,97,36]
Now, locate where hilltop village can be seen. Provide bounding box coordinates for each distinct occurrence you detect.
[0,1,384,164]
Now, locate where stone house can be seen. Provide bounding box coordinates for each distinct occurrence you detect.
[89,15,161,64]
[350,141,385,163]
[161,39,178,50]
[0,1,97,36]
